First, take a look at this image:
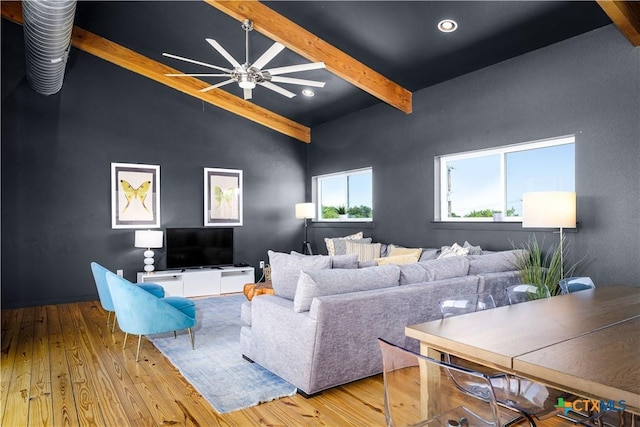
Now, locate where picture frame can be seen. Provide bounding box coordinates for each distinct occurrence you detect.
[204,167,243,226]
[111,162,160,229]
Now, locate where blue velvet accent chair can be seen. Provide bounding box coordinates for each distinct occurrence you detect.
[558,276,595,294]
[105,271,197,361]
[90,262,165,332]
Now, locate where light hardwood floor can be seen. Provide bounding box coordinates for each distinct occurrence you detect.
[2,300,577,426]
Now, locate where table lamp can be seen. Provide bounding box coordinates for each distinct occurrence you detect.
[295,202,315,255]
[522,191,576,278]
[135,229,164,273]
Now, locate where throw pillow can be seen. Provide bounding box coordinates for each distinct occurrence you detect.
[268,250,332,300]
[437,243,469,259]
[345,240,382,262]
[293,265,401,312]
[388,245,423,259]
[324,232,364,256]
[332,237,372,255]
[419,248,440,261]
[375,254,419,266]
[463,241,483,255]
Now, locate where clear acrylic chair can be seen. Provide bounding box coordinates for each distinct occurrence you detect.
[558,277,595,295]
[439,293,496,318]
[506,284,551,305]
[378,338,511,427]
[439,291,565,426]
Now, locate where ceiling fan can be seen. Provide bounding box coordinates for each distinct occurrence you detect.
[163,19,326,100]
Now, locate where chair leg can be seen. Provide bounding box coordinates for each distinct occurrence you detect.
[136,335,142,362]
[106,311,112,326]
[122,332,128,350]
[174,330,177,339]
[188,328,195,350]
[111,313,118,333]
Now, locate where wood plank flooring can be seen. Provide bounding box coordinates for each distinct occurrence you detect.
[2,300,581,426]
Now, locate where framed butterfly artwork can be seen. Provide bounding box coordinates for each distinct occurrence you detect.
[204,167,243,226]
[111,162,160,229]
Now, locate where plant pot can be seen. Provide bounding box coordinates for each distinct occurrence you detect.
[338,214,348,220]
[492,212,503,222]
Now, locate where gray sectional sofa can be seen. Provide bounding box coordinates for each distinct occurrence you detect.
[240,249,525,396]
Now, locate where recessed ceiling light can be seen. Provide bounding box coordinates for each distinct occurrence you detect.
[438,19,458,33]
[302,89,315,97]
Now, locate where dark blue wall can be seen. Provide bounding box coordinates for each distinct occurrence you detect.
[1,22,307,308]
[3,21,639,308]
[308,25,640,286]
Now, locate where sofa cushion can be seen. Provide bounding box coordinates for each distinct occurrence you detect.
[293,265,401,312]
[398,262,431,285]
[268,250,332,300]
[419,256,470,281]
[345,241,382,262]
[376,254,419,266]
[467,250,526,275]
[289,251,358,269]
[324,232,364,256]
[331,253,359,269]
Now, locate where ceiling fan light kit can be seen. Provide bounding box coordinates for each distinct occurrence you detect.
[163,19,326,100]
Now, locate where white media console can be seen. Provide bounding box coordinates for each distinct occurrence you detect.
[136,266,254,298]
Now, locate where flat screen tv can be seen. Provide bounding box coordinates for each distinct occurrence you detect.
[166,227,233,269]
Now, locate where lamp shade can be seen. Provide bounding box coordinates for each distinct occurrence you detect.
[295,202,316,219]
[522,192,576,228]
[134,230,164,248]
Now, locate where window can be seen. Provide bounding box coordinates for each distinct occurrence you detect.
[314,168,373,221]
[435,136,575,221]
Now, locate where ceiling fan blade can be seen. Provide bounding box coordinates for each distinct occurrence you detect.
[162,53,232,73]
[265,62,326,76]
[165,73,231,77]
[258,81,296,98]
[199,79,236,93]
[270,76,326,88]
[251,42,285,70]
[243,88,253,100]
[206,38,242,69]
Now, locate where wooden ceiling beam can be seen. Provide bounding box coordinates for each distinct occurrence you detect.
[205,0,413,114]
[1,1,311,143]
[597,0,640,46]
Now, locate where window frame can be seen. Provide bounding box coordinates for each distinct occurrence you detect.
[312,167,373,222]
[434,135,575,222]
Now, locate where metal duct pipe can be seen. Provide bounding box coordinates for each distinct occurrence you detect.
[22,0,77,96]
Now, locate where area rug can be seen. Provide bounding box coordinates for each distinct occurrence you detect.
[147,294,296,413]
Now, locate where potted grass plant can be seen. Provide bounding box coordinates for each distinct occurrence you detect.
[335,205,348,220]
[514,234,582,297]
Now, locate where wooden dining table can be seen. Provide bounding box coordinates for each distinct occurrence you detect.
[405,284,640,415]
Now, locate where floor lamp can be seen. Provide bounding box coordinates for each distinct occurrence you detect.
[522,191,576,279]
[295,202,315,255]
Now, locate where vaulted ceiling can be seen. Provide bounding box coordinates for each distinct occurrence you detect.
[3,1,639,143]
